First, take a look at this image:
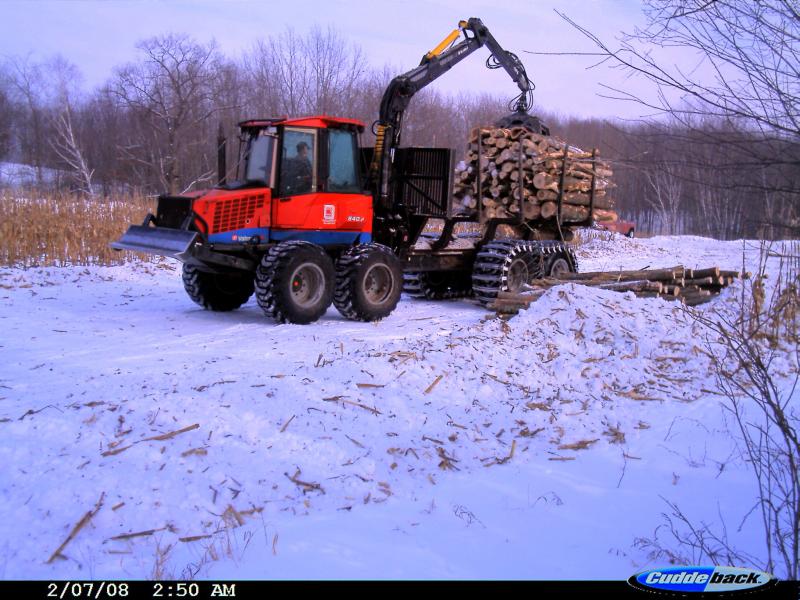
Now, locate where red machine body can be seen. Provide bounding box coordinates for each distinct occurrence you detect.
[191,115,373,247]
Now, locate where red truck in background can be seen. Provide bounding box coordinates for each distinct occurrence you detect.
[597,218,636,238]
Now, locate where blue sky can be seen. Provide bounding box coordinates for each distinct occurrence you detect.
[0,0,651,119]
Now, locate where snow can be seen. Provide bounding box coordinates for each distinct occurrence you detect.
[0,162,64,188]
[0,235,795,580]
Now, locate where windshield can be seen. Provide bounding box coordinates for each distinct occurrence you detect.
[244,132,277,185]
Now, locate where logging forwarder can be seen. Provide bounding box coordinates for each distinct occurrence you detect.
[112,18,583,324]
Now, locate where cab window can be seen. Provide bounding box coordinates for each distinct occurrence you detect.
[328,129,359,193]
[280,129,316,196]
[244,131,276,185]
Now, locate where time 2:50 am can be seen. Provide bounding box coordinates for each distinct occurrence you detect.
[152,583,198,597]
[153,583,235,597]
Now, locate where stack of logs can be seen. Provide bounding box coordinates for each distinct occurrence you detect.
[490,266,741,314]
[453,127,618,224]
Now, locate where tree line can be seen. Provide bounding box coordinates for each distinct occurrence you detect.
[1,22,797,240]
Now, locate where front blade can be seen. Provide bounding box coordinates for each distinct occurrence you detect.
[110,225,199,259]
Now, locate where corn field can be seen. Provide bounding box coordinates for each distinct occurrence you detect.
[0,192,156,267]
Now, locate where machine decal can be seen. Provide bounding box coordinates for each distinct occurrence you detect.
[208,227,270,244]
[323,204,336,224]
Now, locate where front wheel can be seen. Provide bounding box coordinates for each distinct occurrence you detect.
[334,244,403,321]
[626,228,635,238]
[255,241,335,324]
[182,264,254,311]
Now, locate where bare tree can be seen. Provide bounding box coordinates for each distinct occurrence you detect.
[51,108,94,197]
[77,90,128,196]
[555,2,800,572]
[241,38,285,118]
[697,244,799,578]
[643,160,684,234]
[45,56,95,196]
[0,82,13,160]
[247,29,311,117]
[303,26,368,115]
[242,26,369,118]
[4,55,47,186]
[110,33,222,193]
[633,243,799,578]
[560,1,799,136]
[558,0,800,236]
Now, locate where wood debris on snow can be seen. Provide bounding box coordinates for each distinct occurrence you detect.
[558,439,600,451]
[424,374,444,394]
[47,492,105,563]
[108,526,170,541]
[285,469,325,495]
[143,423,200,442]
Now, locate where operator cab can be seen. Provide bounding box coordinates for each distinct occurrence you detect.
[237,117,365,198]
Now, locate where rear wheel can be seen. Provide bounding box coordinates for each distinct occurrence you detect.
[626,228,635,238]
[334,244,403,321]
[544,254,572,277]
[182,264,254,311]
[255,241,335,324]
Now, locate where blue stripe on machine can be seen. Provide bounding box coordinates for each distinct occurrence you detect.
[269,230,371,245]
[207,229,371,245]
[208,228,270,243]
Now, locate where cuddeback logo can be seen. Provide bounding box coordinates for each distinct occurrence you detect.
[628,566,776,595]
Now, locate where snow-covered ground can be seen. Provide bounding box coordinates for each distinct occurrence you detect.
[0,235,796,580]
[0,162,64,188]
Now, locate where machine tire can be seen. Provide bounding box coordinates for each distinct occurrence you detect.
[334,244,403,321]
[626,228,635,238]
[182,264,254,311]
[403,270,473,300]
[255,241,335,324]
[472,239,578,306]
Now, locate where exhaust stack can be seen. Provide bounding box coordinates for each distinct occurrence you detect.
[217,122,227,186]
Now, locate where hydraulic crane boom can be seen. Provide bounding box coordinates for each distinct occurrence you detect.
[371,18,539,206]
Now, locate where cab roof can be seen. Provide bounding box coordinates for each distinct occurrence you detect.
[238,115,366,131]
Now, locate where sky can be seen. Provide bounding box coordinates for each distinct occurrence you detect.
[0,0,655,120]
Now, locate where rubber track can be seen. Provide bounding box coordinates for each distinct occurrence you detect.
[403,272,424,297]
[471,239,578,306]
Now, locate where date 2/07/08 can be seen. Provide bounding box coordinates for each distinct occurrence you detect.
[42,582,236,599]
